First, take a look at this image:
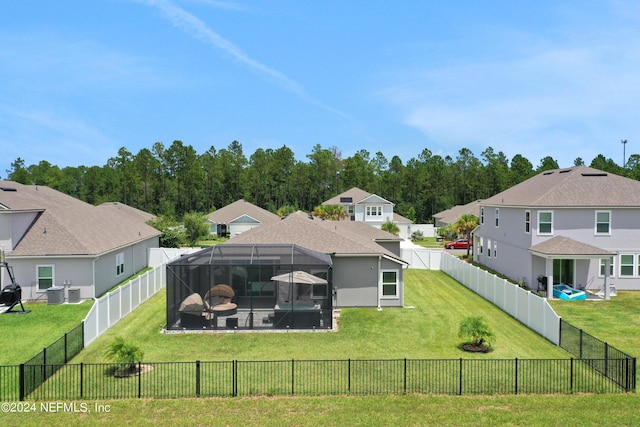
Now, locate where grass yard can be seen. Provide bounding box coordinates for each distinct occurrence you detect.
[5,269,640,426]
[0,300,93,365]
[3,393,640,427]
[549,291,640,358]
[71,270,569,363]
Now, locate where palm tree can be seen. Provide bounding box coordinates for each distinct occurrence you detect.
[458,316,494,351]
[454,213,479,257]
[381,220,400,235]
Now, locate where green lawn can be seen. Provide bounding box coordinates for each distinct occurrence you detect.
[71,270,568,363]
[0,300,93,365]
[549,291,640,358]
[5,269,640,426]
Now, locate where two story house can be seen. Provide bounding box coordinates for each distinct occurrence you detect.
[323,187,412,238]
[473,166,640,297]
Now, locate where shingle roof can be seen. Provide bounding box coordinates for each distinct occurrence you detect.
[529,236,613,257]
[0,181,160,257]
[323,187,375,205]
[206,199,279,225]
[226,211,404,262]
[481,166,640,208]
[433,200,483,225]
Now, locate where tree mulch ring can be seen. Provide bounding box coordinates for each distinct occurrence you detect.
[113,364,154,378]
[461,343,492,353]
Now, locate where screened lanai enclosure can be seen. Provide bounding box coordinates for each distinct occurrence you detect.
[166,244,333,331]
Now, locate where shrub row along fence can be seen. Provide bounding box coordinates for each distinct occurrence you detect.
[560,319,636,391]
[10,357,633,401]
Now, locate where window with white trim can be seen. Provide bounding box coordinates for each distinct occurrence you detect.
[479,237,484,255]
[381,270,399,298]
[366,206,382,218]
[538,211,553,235]
[599,257,615,278]
[525,210,531,234]
[116,252,125,276]
[619,254,634,277]
[595,211,611,235]
[480,207,484,225]
[493,241,498,258]
[37,265,54,290]
[487,239,492,258]
[495,208,499,228]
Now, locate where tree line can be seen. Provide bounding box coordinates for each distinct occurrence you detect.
[5,141,640,224]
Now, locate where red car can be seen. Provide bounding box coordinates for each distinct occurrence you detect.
[445,239,470,249]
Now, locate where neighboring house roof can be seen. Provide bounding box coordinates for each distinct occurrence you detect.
[226,211,406,264]
[433,200,483,225]
[481,166,640,208]
[97,202,156,223]
[323,187,381,205]
[0,181,160,257]
[206,199,279,225]
[529,236,613,259]
[323,187,411,223]
[392,212,412,224]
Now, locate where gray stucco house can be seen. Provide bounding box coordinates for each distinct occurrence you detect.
[0,181,161,302]
[473,166,640,297]
[206,199,280,237]
[229,211,408,308]
[323,187,413,239]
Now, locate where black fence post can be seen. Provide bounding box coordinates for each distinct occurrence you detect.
[403,358,407,394]
[291,359,295,396]
[232,360,237,397]
[80,363,84,398]
[19,364,24,401]
[196,360,201,397]
[348,359,351,393]
[579,330,583,359]
[570,358,574,393]
[558,319,563,348]
[64,332,68,364]
[459,358,463,396]
[138,361,142,398]
[514,358,518,395]
[604,343,609,378]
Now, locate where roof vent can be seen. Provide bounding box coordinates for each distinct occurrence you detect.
[559,169,572,173]
[0,187,17,192]
[340,197,353,203]
[582,173,608,177]
[543,172,554,175]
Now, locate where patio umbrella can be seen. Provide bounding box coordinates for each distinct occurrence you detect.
[270,271,327,284]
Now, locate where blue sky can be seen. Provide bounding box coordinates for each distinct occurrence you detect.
[2,0,639,177]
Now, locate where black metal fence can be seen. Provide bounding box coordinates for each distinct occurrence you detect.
[17,323,84,400]
[559,319,636,391]
[17,356,633,401]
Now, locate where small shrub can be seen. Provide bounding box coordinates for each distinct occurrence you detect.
[458,316,494,352]
[104,336,144,373]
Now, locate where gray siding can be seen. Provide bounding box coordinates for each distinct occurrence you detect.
[331,255,403,308]
[476,206,640,291]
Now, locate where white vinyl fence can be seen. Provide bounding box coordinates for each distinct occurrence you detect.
[440,252,560,345]
[83,265,166,346]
